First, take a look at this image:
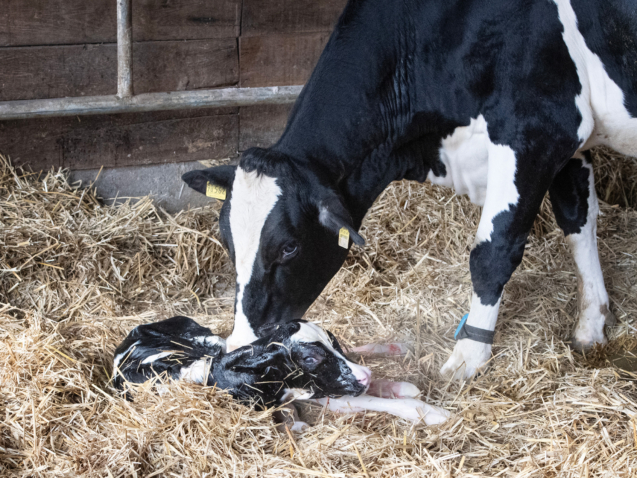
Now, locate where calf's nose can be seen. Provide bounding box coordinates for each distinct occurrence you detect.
[350,364,372,387]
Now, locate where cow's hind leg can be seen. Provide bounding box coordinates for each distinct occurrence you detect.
[441,142,554,380]
[549,152,615,351]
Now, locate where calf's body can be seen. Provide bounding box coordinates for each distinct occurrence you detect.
[113,317,449,426]
[183,0,635,378]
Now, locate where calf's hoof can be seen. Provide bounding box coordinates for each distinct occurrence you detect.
[440,339,491,381]
[403,400,450,425]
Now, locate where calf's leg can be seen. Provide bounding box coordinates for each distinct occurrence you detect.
[548,152,614,351]
[309,396,449,425]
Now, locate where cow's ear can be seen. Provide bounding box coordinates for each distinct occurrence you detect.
[181,165,236,196]
[318,194,365,246]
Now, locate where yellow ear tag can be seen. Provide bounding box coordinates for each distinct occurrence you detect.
[338,227,350,249]
[206,182,226,200]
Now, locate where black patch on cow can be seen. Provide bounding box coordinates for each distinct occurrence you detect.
[549,153,591,236]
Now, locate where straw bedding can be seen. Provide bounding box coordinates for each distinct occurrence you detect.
[1,149,636,477]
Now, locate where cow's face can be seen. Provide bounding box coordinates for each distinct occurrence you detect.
[182,148,364,350]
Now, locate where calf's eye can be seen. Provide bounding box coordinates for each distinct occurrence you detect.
[303,356,319,366]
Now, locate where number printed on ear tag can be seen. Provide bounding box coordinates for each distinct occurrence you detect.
[338,227,350,249]
[206,182,226,200]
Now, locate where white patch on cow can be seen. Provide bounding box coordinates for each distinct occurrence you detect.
[226,167,282,352]
[430,115,519,244]
[179,359,210,384]
[565,157,611,347]
[554,0,637,155]
[291,322,371,387]
[440,293,497,380]
[193,335,226,352]
[141,351,173,365]
[308,395,450,425]
[430,116,490,205]
[112,339,140,380]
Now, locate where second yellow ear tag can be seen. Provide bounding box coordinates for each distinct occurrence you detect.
[338,227,350,249]
[206,182,226,200]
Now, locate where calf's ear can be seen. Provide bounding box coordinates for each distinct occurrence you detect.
[181,165,236,196]
[326,330,347,356]
[223,345,284,376]
[318,194,365,246]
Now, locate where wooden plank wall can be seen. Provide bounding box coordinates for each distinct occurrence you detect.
[0,0,347,170]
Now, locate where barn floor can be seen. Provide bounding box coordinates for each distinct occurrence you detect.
[1,150,636,477]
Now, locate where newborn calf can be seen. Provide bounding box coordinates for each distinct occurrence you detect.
[113,317,449,427]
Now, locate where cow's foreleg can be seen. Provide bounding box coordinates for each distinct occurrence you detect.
[441,143,551,380]
[549,152,614,351]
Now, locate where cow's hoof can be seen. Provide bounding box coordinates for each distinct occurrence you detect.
[570,313,608,354]
[569,333,607,355]
[440,339,491,380]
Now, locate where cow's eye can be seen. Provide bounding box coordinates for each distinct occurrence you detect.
[281,243,298,259]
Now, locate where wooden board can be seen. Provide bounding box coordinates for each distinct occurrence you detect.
[239,33,330,87]
[63,114,238,170]
[0,0,240,47]
[242,0,345,37]
[0,39,238,101]
[239,104,293,150]
[0,108,238,171]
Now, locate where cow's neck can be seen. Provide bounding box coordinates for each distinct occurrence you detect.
[271,1,453,228]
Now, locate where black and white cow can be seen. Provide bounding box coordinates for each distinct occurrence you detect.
[112,317,449,427]
[183,0,635,379]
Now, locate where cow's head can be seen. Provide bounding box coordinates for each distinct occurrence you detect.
[182,148,364,350]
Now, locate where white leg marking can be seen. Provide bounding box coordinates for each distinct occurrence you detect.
[309,395,450,425]
[226,167,281,351]
[554,0,637,155]
[441,293,497,380]
[350,343,409,356]
[567,160,613,349]
[366,380,420,399]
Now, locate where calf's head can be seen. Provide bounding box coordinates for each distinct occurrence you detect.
[222,321,371,403]
[182,148,364,350]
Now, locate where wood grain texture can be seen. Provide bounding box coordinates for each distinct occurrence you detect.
[242,0,345,37]
[0,39,238,101]
[134,0,240,41]
[239,104,292,150]
[0,109,238,171]
[63,114,238,170]
[239,33,329,87]
[0,0,240,46]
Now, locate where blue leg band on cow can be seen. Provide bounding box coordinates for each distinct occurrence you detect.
[454,313,495,345]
